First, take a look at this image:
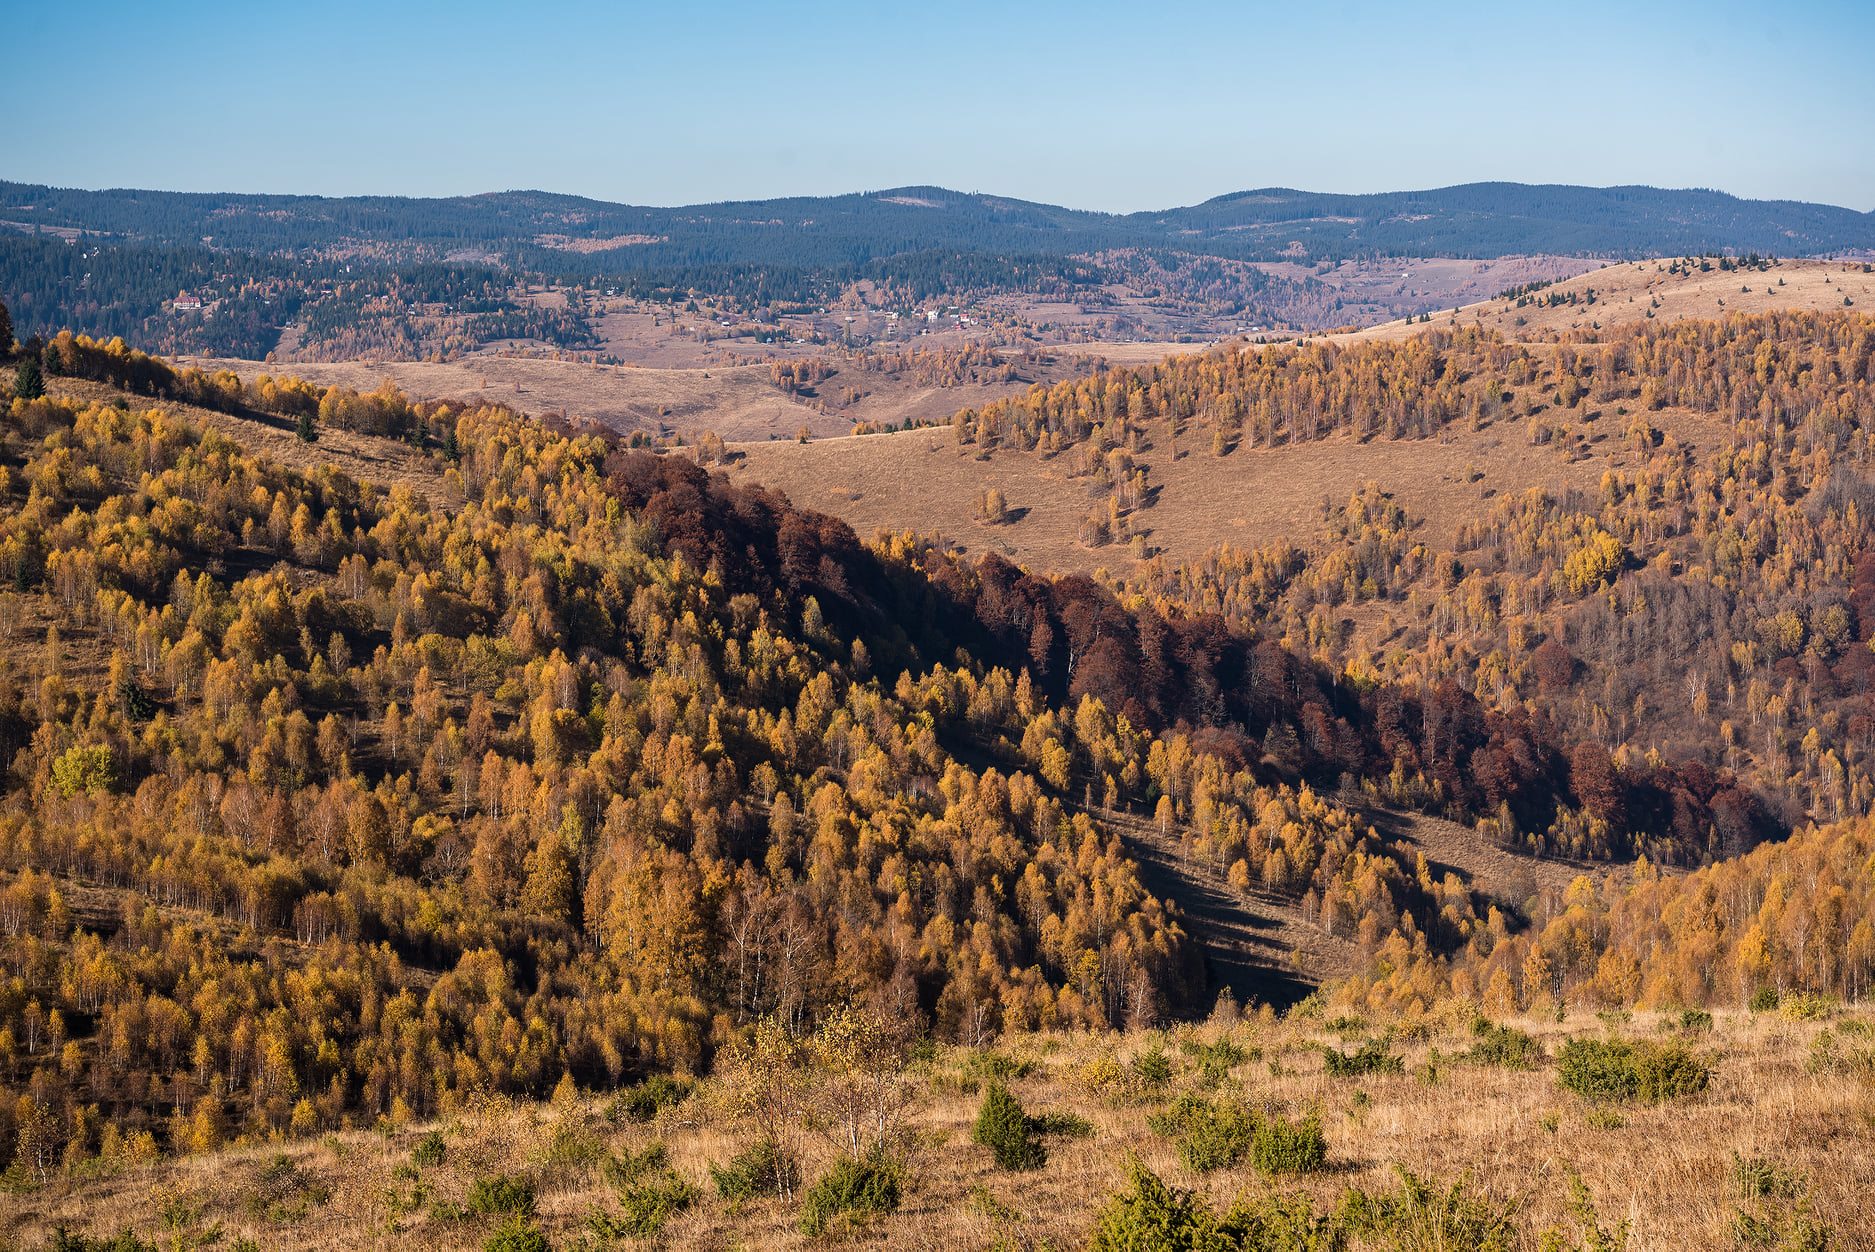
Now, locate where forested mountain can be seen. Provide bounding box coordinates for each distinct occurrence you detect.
[7,180,1871,265]
[0,310,1818,1173]
[3,180,1869,359]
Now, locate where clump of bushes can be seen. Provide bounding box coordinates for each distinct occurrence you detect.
[1131,1044,1173,1089]
[1556,1037,1710,1103]
[1806,1022,1875,1081]
[589,1141,696,1238]
[1780,993,1836,1022]
[1668,1008,1714,1034]
[1149,1094,1251,1171]
[466,1174,537,1219]
[1089,1162,1338,1252]
[608,1073,693,1123]
[1338,1166,1517,1250]
[710,1137,799,1202]
[973,1081,1045,1170]
[411,1130,447,1169]
[1466,1020,1543,1070]
[1250,1111,1328,1175]
[1149,1094,1325,1175]
[483,1215,549,1252]
[798,1151,904,1237]
[1321,1037,1405,1078]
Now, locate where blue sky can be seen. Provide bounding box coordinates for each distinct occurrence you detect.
[6,0,1871,211]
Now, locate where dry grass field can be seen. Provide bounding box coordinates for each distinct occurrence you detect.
[726,392,1730,579]
[724,264,1865,583]
[179,351,1104,443]
[1344,257,1875,343]
[7,1008,1867,1250]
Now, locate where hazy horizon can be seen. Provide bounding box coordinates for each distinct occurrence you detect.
[5,175,1872,216]
[6,0,1871,214]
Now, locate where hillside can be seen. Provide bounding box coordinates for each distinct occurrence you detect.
[8,180,1869,267]
[0,303,1873,1247]
[728,290,1875,828]
[9,1004,1871,1249]
[4,179,1869,364]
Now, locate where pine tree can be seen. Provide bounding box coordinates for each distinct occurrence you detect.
[972,1080,1043,1170]
[296,409,319,442]
[13,357,43,400]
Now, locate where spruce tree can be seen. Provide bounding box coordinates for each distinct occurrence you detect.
[13,357,43,401]
[972,1080,1044,1170]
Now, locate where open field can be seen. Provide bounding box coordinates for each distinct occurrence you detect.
[727,395,1729,578]
[1342,256,1875,343]
[179,350,1103,442]
[7,1008,1868,1250]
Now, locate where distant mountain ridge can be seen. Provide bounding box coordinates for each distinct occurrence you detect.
[3,179,1870,262]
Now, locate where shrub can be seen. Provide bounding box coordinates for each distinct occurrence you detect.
[1029,1110,1095,1139]
[1337,1166,1516,1251]
[1556,1038,1709,1103]
[709,1137,799,1201]
[466,1174,537,1219]
[961,1049,1034,1082]
[1780,993,1836,1022]
[608,1173,696,1238]
[1131,1045,1173,1088]
[1089,1162,1339,1252]
[411,1130,447,1169]
[601,1142,669,1188]
[1321,1038,1404,1078]
[483,1215,549,1252]
[1807,1026,1875,1080]
[973,1081,1045,1170]
[798,1152,903,1237]
[1671,1008,1714,1034]
[1250,1113,1328,1176]
[1749,986,1780,1013]
[1090,1162,1217,1251]
[609,1073,692,1123]
[1148,1094,1251,1172]
[1466,1021,1543,1070]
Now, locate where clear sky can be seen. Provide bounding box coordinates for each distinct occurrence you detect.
[6,0,1871,212]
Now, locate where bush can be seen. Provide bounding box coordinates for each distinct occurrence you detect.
[1148,1094,1251,1172]
[466,1174,537,1219]
[1749,986,1780,1013]
[1089,1161,1338,1252]
[1337,1166,1516,1251]
[1466,1021,1543,1070]
[411,1130,447,1169]
[1321,1038,1404,1078]
[1250,1112,1328,1176]
[710,1137,799,1201]
[961,1049,1034,1082]
[1556,1038,1709,1103]
[1671,1008,1714,1034]
[483,1215,549,1252]
[973,1080,1045,1170]
[1028,1110,1095,1139]
[608,1173,697,1237]
[1131,1045,1173,1088]
[798,1152,903,1237]
[1780,993,1836,1022]
[609,1073,692,1123]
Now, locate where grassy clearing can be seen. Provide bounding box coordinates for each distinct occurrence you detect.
[5,1007,1871,1249]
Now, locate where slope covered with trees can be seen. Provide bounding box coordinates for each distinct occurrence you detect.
[0,305,1808,1182]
